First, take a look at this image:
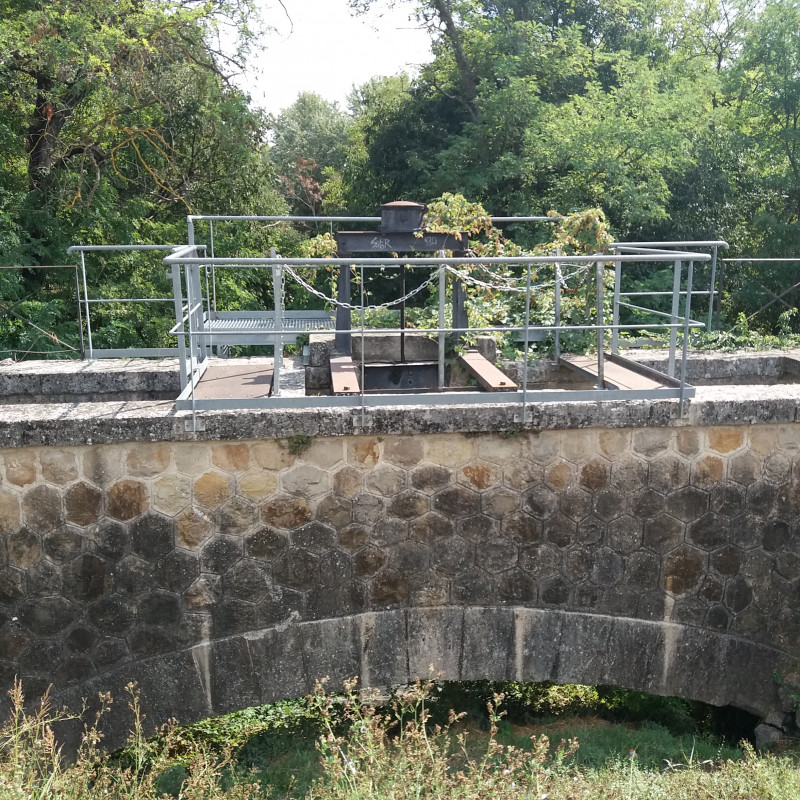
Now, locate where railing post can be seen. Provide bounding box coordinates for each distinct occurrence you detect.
[596,260,605,388]
[80,250,93,360]
[73,266,85,360]
[707,245,718,332]
[438,252,446,390]
[668,258,681,378]
[611,257,622,354]
[521,261,532,423]
[554,250,561,365]
[272,247,282,398]
[171,261,188,388]
[680,260,694,410]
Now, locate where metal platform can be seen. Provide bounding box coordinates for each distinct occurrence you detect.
[560,352,694,396]
[200,311,335,346]
[192,362,273,400]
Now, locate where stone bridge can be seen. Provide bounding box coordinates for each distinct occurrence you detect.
[0,357,799,750]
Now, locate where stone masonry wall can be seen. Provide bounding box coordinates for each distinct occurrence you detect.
[0,425,799,746]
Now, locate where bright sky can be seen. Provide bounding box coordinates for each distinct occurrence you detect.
[245,0,433,114]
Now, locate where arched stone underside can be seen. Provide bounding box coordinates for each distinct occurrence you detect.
[53,606,793,754]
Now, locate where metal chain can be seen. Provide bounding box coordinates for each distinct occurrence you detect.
[283,265,439,311]
[445,263,592,293]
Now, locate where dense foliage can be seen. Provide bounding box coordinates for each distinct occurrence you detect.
[3,0,800,356]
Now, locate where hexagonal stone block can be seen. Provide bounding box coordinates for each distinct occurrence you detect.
[156,549,199,592]
[216,496,258,537]
[62,554,112,601]
[431,486,478,519]
[0,566,24,603]
[476,434,520,465]
[252,440,296,471]
[710,545,742,576]
[0,490,21,535]
[564,546,591,582]
[649,455,689,492]
[629,488,665,520]
[43,527,82,562]
[724,577,753,614]
[604,515,643,553]
[543,512,576,548]
[523,485,558,520]
[211,443,250,473]
[319,548,353,587]
[238,469,278,501]
[452,567,494,604]
[709,484,744,518]
[544,462,571,492]
[486,462,535,502]
[4,450,37,486]
[365,465,407,496]
[40,449,77,485]
[590,547,623,586]
[177,508,213,549]
[540,575,571,605]
[460,462,500,490]
[705,604,730,631]
[64,482,103,527]
[315,495,353,531]
[482,488,519,518]
[675,429,700,458]
[643,513,684,553]
[504,512,542,544]
[624,551,660,591]
[458,514,498,542]
[707,427,744,454]
[593,490,625,522]
[272,547,319,590]
[666,486,709,523]
[729,513,762,550]
[337,525,368,552]
[260,495,311,530]
[580,459,609,491]
[369,570,408,606]
[763,451,791,483]
[725,452,759,486]
[151,475,191,516]
[125,442,170,478]
[763,519,790,552]
[89,596,136,634]
[409,512,453,543]
[354,546,386,577]
[224,560,271,602]
[93,521,129,560]
[281,464,330,498]
[350,492,384,525]
[130,512,175,560]
[562,431,596,464]
[481,539,518,573]
[598,429,629,459]
[369,518,407,547]
[193,471,233,509]
[200,536,243,574]
[388,491,429,519]
[558,487,592,521]
[664,545,704,595]
[7,527,41,568]
[383,436,423,468]
[610,456,648,491]
[388,541,430,573]
[575,515,604,546]
[424,435,474,467]
[173,443,211,476]
[184,574,222,610]
[747,481,777,518]
[519,543,562,579]
[291,521,337,553]
[431,535,474,574]
[633,429,670,458]
[698,574,723,602]
[22,484,64,532]
[410,464,451,493]
[348,438,380,469]
[686,513,727,551]
[332,466,363,497]
[246,527,288,561]
[671,596,708,626]
[20,596,74,636]
[108,480,148,521]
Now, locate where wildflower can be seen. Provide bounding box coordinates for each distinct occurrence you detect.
[628,749,637,759]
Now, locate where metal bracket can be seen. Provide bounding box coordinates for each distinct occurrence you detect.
[514,411,533,424]
[184,418,206,432]
[352,414,373,431]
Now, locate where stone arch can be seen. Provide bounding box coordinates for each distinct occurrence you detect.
[52,606,792,754]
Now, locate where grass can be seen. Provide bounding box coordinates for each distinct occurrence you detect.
[1,677,798,799]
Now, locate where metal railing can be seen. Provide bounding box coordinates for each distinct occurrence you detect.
[66,244,205,360]
[163,244,710,427]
